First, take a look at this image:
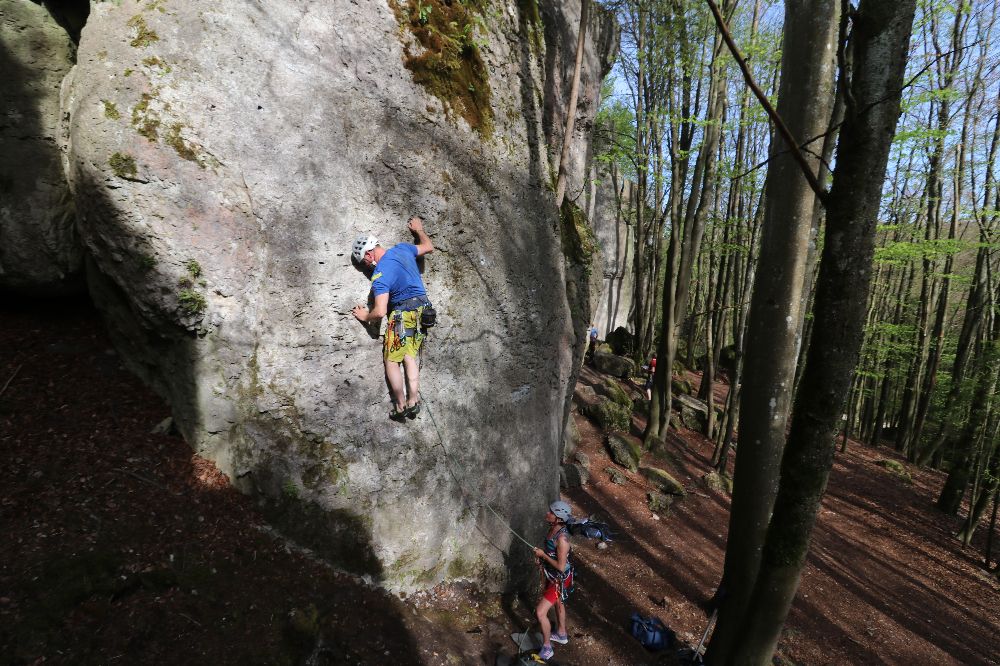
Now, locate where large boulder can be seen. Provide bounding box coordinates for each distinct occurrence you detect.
[583,395,631,432]
[60,0,616,592]
[595,377,633,411]
[0,1,82,294]
[672,393,710,431]
[593,351,635,379]
[604,326,635,356]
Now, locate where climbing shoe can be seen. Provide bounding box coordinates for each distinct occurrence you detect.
[551,632,568,645]
[389,406,407,422]
[537,645,554,661]
[405,401,421,419]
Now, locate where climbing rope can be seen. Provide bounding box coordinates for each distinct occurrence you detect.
[423,399,536,550]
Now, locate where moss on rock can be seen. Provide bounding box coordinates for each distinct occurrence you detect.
[390,0,493,138]
[108,152,137,179]
[583,395,631,432]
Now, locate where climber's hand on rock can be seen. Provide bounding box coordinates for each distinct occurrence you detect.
[407,216,424,234]
[352,305,369,323]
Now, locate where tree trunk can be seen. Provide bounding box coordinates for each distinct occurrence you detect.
[938,342,1000,514]
[724,3,917,661]
[554,0,590,208]
[704,0,841,661]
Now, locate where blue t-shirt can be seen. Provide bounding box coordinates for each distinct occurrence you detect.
[371,243,427,306]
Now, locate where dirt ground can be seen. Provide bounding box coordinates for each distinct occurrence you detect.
[2,300,999,665]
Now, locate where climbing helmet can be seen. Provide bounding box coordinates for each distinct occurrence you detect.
[352,234,379,263]
[549,500,572,522]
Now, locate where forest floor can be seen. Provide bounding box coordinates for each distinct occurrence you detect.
[2,299,1000,665]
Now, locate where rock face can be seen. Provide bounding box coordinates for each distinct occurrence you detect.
[57,0,615,592]
[0,1,82,295]
[588,169,634,336]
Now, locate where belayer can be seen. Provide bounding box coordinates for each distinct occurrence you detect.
[352,216,435,421]
[532,500,576,661]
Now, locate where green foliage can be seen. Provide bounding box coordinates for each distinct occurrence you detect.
[178,289,206,316]
[594,76,637,180]
[108,152,137,179]
[185,259,202,279]
[136,253,156,272]
[875,238,971,265]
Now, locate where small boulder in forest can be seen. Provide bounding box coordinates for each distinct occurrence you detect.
[702,471,732,493]
[596,377,633,410]
[875,459,912,484]
[604,466,627,485]
[671,377,693,396]
[647,491,673,513]
[583,395,632,432]
[606,432,641,472]
[640,466,686,496]
[605,326,635,356]
[560,463,590,488]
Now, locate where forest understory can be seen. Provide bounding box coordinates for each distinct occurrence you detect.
[2,299,998,665]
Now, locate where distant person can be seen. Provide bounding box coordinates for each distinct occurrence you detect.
[586,323,599,364]
[533,500,575,661]
[352,216,434,421]
[644,354,657,400]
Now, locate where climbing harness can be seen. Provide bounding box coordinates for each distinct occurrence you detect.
[541,526,575,603]
[385,296,434,354]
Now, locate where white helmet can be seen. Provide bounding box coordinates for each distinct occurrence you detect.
[351,234,378,263]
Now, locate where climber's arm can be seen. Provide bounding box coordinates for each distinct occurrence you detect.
[408,216,434,257]
[352,293,389,323]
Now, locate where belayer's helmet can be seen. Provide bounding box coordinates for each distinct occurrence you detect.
[549,500,572,522]
[352,235,379,263]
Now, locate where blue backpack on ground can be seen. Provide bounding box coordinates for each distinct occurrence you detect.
[630,613,675,651]
[566,517,614,542]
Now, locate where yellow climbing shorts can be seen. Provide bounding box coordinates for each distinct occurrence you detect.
[384,309,424,363]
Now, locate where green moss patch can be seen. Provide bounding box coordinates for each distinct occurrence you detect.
[127,15,159,48]
[132,92,161,141]
[108,152,137,179]
[391,0,493,139]
[560,199,599,268]
[141,55,172,74]
[166,123,201,164]
[102,100,120,120]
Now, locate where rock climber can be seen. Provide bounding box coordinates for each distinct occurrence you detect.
[532,500,575,661]
[644,354,657,400]
[351,216,434,421]
[586,323,599,364]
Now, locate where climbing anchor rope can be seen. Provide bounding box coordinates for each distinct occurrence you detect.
[423,399,536,551]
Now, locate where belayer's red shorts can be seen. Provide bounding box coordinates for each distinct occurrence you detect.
[543,569,574,604]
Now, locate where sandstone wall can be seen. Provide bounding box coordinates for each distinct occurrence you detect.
[59,0,615,591]
[0,0,81,295]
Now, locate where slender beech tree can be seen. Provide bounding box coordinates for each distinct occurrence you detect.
[646,0,732,443]
[703,0,841,660]
[722,1,917,660]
